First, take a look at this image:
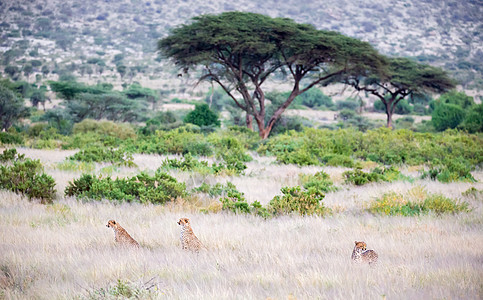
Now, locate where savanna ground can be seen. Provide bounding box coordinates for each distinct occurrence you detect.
[1,148,482,299]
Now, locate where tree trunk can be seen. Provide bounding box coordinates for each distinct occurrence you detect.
[246,113,253,130]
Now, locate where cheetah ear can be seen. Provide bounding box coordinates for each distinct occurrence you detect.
[112,220,116,224]
[354,241,358,244]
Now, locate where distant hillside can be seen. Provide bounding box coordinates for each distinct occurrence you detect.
[1,0,482,97]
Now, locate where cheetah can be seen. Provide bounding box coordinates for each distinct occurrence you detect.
[177,217,205,252]
[106,220,140,248]
[352,241,378,265]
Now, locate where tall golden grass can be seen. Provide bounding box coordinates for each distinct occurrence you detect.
[1,149,482,299]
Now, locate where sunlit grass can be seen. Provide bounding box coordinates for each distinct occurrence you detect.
[0,149,482,299]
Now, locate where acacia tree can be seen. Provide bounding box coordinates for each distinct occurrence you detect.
[344,57,455,128]
[158,12,386,138]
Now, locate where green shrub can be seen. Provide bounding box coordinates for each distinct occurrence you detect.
[0,148,55,203]
[0,130,24,145]
[73,119,137,140]
[269,186,331,216]
[65,170,186,204]
[343,166,402,186]
[300,171,338,192]
[68,147,135,167]
[161,153,210,172]
[432,103,465,131]
[219,185,270,218]
[292,88,333,109]
[459,104,483,133]
[369,187,469,216]
[184,103,220,127]
[193,181,238,197]
[321,154,354,167]
[421,157,476,183]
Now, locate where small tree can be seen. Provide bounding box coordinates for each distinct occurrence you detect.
[184,103,220,127]
[23,64,33,82]
[345,57,455,128]
[0,84,30,130]
[159,12,385,138]
[4,65,19,78]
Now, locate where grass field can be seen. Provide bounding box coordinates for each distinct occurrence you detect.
[1,148,482,299]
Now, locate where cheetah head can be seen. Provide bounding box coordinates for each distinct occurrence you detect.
[177,218,190,226]
[106,220,117,228]
[354,241,367,251]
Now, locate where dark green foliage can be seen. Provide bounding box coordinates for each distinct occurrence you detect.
[68,147,135,167]
[459,104,483,133]
[438,90,474,109]
[63,92,149,123]
[65,171,186,204]
[49,80,106,100]
[159,12,386,138]
[0,83,30,130]
[343,166,402,185]
[269,186,331,216]
[300,171,338,192]
[0,148,55,203]
[0,129,24,145]
[346,57,455,127]
[291,88,333,109]
[432,103,465,131]
[184,104,220,127]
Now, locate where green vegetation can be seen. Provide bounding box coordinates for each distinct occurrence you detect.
[220,187,270,218]
[183,103,220,127]
[159,11,385,138]
[0,83,30,130]
[369,187,469,216]
[68,147,136,167]
[65,171,186,204]
[343,166,404,186]
[300,171,338,192]
[0,149,55,203]
[269,186,331,216]
[344,57,455,128]
[258,127,482,167]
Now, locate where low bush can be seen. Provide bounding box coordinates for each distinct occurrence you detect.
[300,171,338,192]
[65,170,186,204]
[0,148,55,203]
[369,187,469,216]
[219,186,270,218]
[269,186,331,216]
[421,157,476,183]
[343,166,402,186]
[68,147,135,167]
[0,130,24,145]
[161,153,209,172]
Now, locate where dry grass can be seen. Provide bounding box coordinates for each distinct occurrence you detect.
[1,149,482,299]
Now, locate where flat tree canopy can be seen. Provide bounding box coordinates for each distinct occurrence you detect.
[158,12,386,138]
[345,57,455,128]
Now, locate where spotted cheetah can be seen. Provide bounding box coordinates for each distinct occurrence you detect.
[177,217,204,252]
[352,241,378,265]
[106,220,140,248]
